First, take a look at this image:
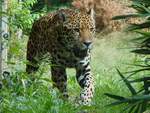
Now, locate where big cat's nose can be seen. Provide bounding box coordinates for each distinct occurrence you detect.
[83,41,92,49]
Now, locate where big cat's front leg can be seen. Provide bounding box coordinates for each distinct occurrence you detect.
[76,56,94,105]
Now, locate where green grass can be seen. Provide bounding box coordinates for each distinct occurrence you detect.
[91,32,137,113]
[0,31,141,113]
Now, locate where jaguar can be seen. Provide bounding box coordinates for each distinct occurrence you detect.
[26,8,95,105]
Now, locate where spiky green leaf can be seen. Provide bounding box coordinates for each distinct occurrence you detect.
[116,69,136,95]
[104,93,126,100]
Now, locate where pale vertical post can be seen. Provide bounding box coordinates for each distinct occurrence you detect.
[0,0,9,77]
[0,1,2,76]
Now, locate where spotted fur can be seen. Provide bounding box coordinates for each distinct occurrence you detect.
[26,8,95,105]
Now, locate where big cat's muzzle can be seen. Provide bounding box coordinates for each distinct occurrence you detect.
[83,41,92,49]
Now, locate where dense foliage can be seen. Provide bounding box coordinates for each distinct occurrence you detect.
[7,0,46,35]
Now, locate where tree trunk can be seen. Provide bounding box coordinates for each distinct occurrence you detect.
[0,0,9,77]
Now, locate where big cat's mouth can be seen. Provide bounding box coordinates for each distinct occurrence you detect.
[73,48,88,58]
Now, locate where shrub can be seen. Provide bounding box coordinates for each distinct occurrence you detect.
[105,0,150,112]
[6,0,46,35]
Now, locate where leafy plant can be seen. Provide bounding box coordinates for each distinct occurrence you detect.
[105,69,150,113]
[106,0,150,113]
[6,0,46,35]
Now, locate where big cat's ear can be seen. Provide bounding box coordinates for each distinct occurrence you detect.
[53,11,67,23]
[86,1,95,15]
[87,8,93,16]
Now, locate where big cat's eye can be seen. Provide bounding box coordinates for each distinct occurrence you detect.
[74,28,80,32]
[63,26,68,30]
[90,28,94,31]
